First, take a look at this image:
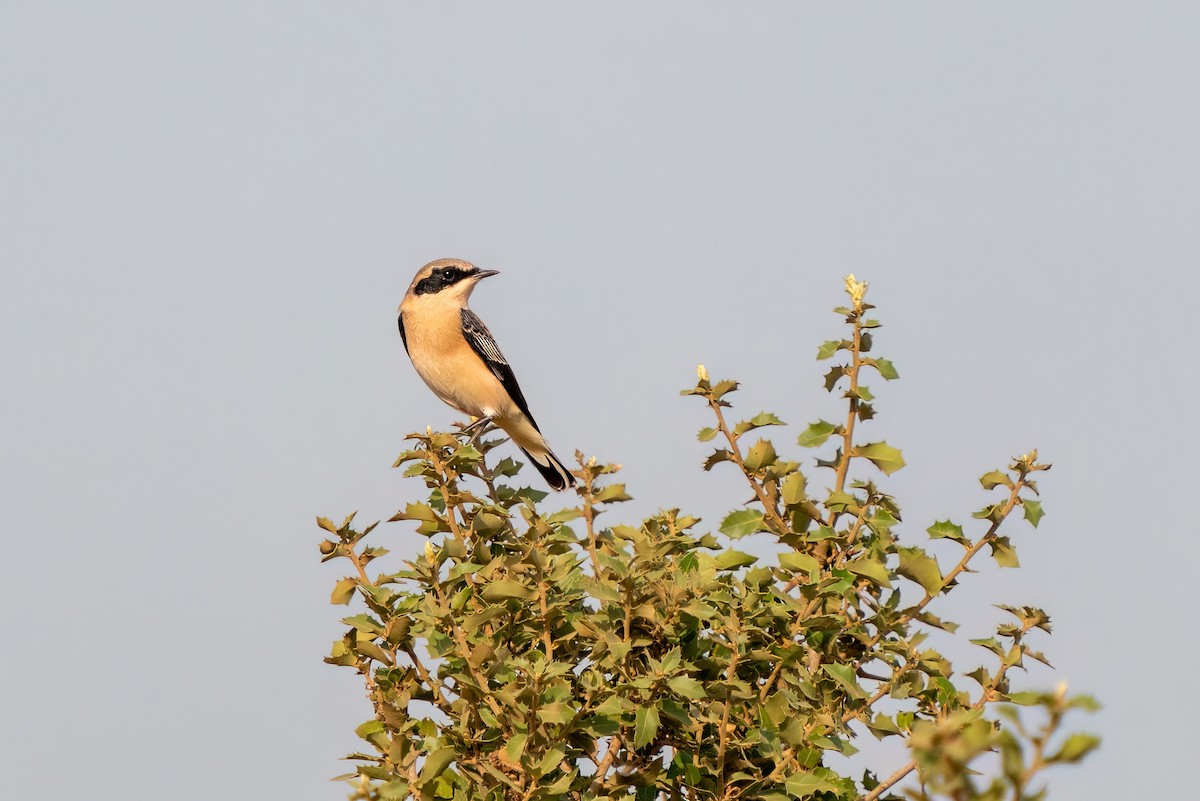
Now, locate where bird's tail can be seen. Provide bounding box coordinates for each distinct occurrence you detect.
[521,445,576,491]
[495,413,576,491]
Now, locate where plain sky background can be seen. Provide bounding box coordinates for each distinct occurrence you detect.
[2,3,1197,800]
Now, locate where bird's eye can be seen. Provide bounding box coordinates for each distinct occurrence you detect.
[439,268,455,279]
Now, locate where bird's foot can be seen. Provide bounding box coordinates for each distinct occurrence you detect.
[459,416,494,443]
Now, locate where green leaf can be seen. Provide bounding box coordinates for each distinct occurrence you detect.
[703,449,734,471]
[696,427,718,442]
[778,551,819,575]
[781,472,808,506]
[633,705,660,749]
[534,745,567,778]
[1023,499,1045,527]
[355,719,390,750]
[822,663,865,698]
[989,536,1020,568]
[874,358,899,380]
[715,550,758,570]
[855,442,906,475]
[823,366,847,392]
[710,380,739,400]
[464,606,507,633]
[331,578,357,605]
[492,456,521,477]
[481,580,537,602]
[667,676,707,700]
[927,519,969,545]
[595,483,633,503]
[389,502,440,523]
[866,509,900,534]
[342,614,384,634]
[898,547,944,595]
[785,768,844,799]
[419,746,455,786]
[846,556,891,588]
[1006,691,1043,706]
[378,781,409,800]
[797,420,838,448]
[537,702,575,726]
[734,411,787,435]
[980,470,1014,490]
[816,340,844,360]
[503,733,527,765]
[1048,733,1101,764]
[743,439,778,471]
[720,509,766,539]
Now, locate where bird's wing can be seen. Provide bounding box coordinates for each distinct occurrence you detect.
[397,312,408,354]
[460,308,539,429]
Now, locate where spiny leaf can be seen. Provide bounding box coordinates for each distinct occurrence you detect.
[874,358,899,380]
[481,580,537,602]
[1048,733,1101,764]
[798,420,838,448]
[703,449,734,471]
[503,733,527,766]
[1023,499,1045,527]
[898,547,944,595]
[778,551,819,575]
[710,380,739,400]
[720,509,766,539]
[846,556,892,588]
[822,664,865,698]
[823,366,847,392]
[855,442,906,475]
[331,578,357,605]
[989,536,1020,568]
[594,483,633,503]
[785,769,844,799]
[633,705,660,749]
[743,439,778,471]
[980,470,1014,490]
[734,411,787,435]
[355,720,390,750]
[715,549,758,570]
[816,340,846,360]
[781,472,808,506]
[927,519,969,545]
[418,746,455,786]
[667,676,707,700]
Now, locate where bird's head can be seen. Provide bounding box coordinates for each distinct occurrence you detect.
[403,258,499,309]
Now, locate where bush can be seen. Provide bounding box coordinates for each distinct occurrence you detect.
[317,276,1097,800]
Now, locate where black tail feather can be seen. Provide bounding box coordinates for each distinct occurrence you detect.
[522,447,576,491]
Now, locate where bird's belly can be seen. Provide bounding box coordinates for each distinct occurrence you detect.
[413,354,511,420]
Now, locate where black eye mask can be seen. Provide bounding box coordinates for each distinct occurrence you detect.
[414,267,471,296]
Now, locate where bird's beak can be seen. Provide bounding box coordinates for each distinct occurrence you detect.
[474,269,500,280]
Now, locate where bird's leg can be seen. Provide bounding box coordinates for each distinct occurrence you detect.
[460,415,494,442]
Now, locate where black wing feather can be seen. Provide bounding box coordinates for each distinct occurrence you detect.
[398,312,408,353]
[460,309,539,430]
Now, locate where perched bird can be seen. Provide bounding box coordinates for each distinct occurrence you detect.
[397,258,576,490]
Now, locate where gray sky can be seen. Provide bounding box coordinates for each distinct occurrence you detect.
[2,4,1196,800]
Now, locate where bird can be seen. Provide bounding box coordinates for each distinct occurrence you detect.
[397,258,576,490]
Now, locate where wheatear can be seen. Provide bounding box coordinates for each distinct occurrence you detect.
[397,258,575,490]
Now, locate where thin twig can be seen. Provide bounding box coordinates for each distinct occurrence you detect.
[717,612,742,795]
[707,397,791,536]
